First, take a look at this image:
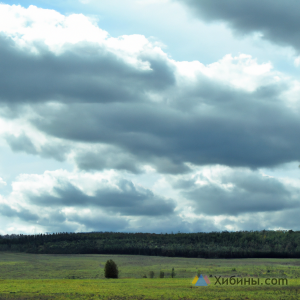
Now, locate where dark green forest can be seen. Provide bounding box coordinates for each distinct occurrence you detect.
[0,230,299,258]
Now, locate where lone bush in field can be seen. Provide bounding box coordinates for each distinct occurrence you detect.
[104,259,118,278]
[159,271,164,278]
[149,271,154,278]
[171,267,176,278]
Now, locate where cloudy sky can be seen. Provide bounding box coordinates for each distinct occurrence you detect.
[0,0,300,235]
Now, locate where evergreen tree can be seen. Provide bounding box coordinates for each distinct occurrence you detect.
[149,271,154,278]
[104,259,118,278]
[159,271,164,278]
[171,267,176,278]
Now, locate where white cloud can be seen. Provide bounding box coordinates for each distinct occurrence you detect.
[174,54,278,92]
[0,4,107,53]
[136,0,170,5]
[0,178,7,187]
[279,80,300,112]
[10,169,117,198]
[0,4,165,69]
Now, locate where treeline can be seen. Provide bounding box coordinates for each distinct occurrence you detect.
[0,230,299,258]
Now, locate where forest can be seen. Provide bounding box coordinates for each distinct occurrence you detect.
[0,230,299,258]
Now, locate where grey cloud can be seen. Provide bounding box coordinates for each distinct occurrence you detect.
[2,28,300,173]
[4,132,70,162]
[176,0,300,52]
[67,213,129,232]
[31,80,300,171]
[149,157,191,174]
[0,204,38,221]
[177,171,300,216]
[262,208,300,230]
[74,147,143,173]
[30,208,129,232]
[39,143,70,162]
[129,215,220,233]
[34,209,217,233]
[172,178,197,190]
[5,133,37,155]
[27,179,176,217]
[217,209,300,231]
[0,34,175,104]
[28,209,79,233]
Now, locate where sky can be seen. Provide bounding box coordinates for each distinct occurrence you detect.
[0,0,300,235]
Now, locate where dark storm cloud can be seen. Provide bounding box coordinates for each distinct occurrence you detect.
[0,203,38,221]
[176,171,300,216]
[27,179,176,216]
[31,79,300,171]
[176,0,300,52]
[0,34,175,104]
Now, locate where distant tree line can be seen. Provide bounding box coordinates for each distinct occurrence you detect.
[0,230,299,258]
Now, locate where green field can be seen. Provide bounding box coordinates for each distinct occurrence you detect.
[0,252,300,299]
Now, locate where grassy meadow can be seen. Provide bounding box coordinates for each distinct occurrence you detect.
[0,252,300,299]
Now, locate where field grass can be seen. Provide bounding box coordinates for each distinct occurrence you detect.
[0,252,300,299]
